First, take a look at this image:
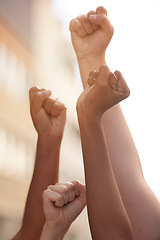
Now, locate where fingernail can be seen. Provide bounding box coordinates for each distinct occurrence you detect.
[44,90,51,95]
[89,15,97,20]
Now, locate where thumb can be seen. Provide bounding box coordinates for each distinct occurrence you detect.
[72,181,86,206]
[30,90,52,115]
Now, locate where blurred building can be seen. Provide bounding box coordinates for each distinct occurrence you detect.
[0,0,91,239]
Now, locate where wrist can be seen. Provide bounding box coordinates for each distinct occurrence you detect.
[35,135,62,167]
[40,223,65,240]
[76,97,103,123]
[77,106,102,128]
[37,135,62,147]
[77,53,106,68]
[77,54,106,89]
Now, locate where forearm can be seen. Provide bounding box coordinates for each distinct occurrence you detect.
[78,112,133,240]
[77,54,106,88]
[77,52,142,181]
[102,105,160,240]
[102,104,143,182]
[77,53,139,178]
[40,223,64,240]
[17,136,62,240]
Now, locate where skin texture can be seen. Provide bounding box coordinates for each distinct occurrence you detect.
[70,6,160,240]
[12,87,67,240]
[40,181,86,240]
[77,65,134,240]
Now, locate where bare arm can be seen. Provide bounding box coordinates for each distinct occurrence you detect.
[70,6,160,240]
[78,116,133,240]
[40,225,62,240]
[77,65,134,240]
[69,7,111,88]
[12,87,66,240]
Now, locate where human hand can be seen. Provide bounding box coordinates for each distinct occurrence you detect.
[42,181,86,236]
[29,86,67,137]
[76,65,130,118]
[69,6,114,60]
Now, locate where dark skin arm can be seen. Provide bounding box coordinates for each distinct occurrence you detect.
[77,65,134,240]
[12,87,67,240]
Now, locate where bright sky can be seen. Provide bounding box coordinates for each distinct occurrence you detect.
[53,0,160,199]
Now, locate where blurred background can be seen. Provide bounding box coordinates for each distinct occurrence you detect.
[0,0,160,239]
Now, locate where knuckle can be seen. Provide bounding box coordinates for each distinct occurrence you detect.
[98,14,106,21]
[77,14,87,21]
[87,10,96,16]
[55,182,61,186]
[96,6,107,15]
[62,185,68,194]
[29,87,33,96]
[29,86,38,95]
[127,89,131,97]
[99,64,109,71]
[42,189,49,199]
[69,18,76,30]
[57,194,63,201]
[110,24,114,35]
[114,70,122,79]
[89,70,97,76]
[47,185,54,190]
[67,182,75,192]
[56,194,64,205]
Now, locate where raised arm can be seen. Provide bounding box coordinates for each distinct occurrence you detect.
[69,6,112,88]
[70,6,160,240]
[77,65,134,240]
[40,181,86,240]
[12,87,67,240]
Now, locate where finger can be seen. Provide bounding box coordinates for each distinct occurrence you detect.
[77,14,93,34]
[30,89,52,114]
[109,73,119,91]
[88,70,99,79]
[87,70,99,86]
[87,10,96,16]
[71,181,85,196]
[61,182,77,203]
[97,64,110,86]
[87,10,99,30]
[43,189,62,205]
[72,181,86,207]
[88,14,114,37]
[96,6,107,16]
[87,77,96,86]
[39,88,46,92]
[29,87,48,104]
[29,86,39,102]
[43,97,57,115]
[50,99,66,117]
[48,184,69,206]
[110,71,130,97]
[69,18,87,37]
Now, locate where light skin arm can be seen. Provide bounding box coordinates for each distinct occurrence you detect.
[70,6,160,240]
[40,181,86,240]
[69,6,112,88]
[39,225,63,240]
[77,65,134,240]
[12,87,67,240]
